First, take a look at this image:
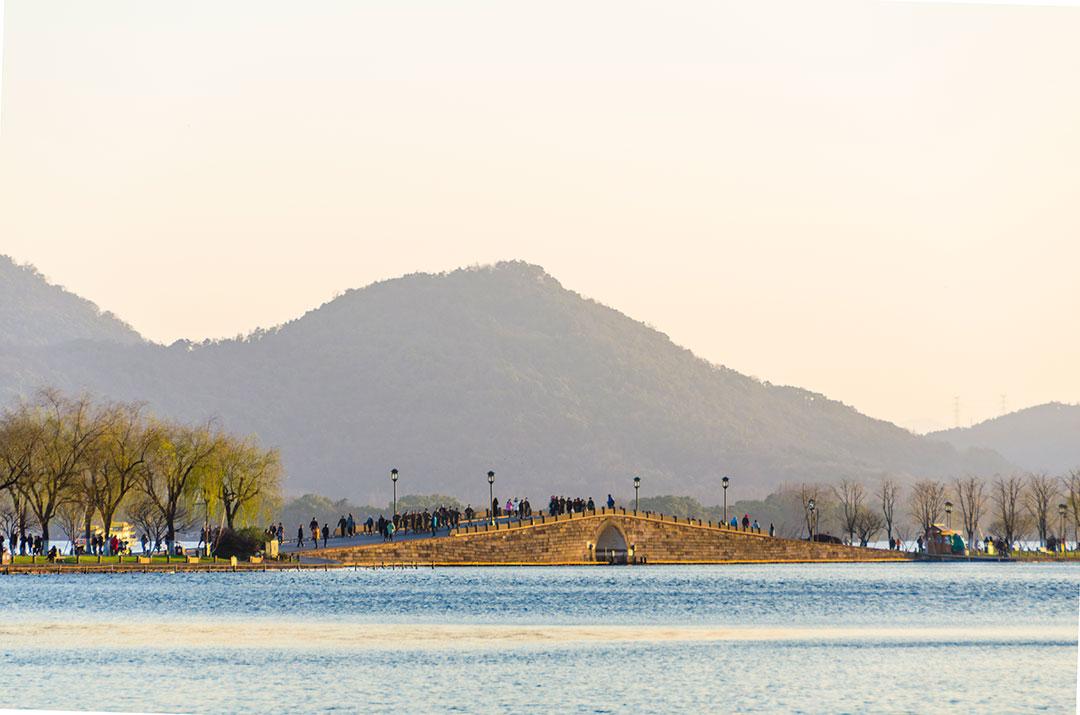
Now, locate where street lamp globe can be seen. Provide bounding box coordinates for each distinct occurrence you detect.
[487,470,495,485]
[391,468,398,482]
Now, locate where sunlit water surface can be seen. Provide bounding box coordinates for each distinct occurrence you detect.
[0,563,1076,713]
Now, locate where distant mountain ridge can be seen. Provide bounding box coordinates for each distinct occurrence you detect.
[0,260,1014,502]
[0,255,143,347]
[929,402,1080,475]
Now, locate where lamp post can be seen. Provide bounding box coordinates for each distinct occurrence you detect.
[390,468,398,518]
[808,498,816,540]
[633,476,641,513]
[487,471,496,525]
[945,501,953,530]
[1059,503,1068,553]
[722,476,730,524]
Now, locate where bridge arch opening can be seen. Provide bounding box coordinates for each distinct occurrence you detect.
[595,523,628,564]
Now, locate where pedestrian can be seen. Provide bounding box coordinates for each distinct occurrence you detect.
[322,524,329,548]
[742,513,750,530]
[769,523,775,537]
[606,494,615,509]
[296,525,304,548]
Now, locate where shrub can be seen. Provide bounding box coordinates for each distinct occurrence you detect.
[214,527,267,559]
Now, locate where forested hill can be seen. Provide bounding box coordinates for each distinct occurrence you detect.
[0,260,1011,503]
[928,402,1080,475]
[0,255,143,347]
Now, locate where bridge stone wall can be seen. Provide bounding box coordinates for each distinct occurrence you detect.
[316,509,910,565]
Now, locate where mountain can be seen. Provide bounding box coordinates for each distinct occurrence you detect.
[0,260,1012,503]
[928,403,1080,475]
[0,255,143,347]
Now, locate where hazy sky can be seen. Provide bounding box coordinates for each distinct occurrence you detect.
[1,1,1078,432]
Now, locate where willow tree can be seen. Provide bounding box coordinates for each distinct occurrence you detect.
[140,420,219,551]
[90,402,160,548]
[0,407,40,553]
[214,436,283,530]
[19,391,106,548]
[0,403,42,493]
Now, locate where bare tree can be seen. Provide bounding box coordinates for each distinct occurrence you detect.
[126,492,168,553]
[55,493,91,556]
[992,475,1025,552]
[1025,474,1057,547]
[855,506,885,547]
[953,476,985,549]
[879,478,899,544]
[909,480,946,537]
[0,494,18,556]
[4,487,29,555]
[1065,470,1080,548]
[833,479,864,545]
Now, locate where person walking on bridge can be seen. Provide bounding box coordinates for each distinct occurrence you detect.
[296,525,305,548]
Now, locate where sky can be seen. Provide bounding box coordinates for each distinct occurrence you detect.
[1,1,1078,433]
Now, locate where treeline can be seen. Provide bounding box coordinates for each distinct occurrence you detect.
[739,473,1080,549]
[620,472,1080,549]
[0,389,282,551]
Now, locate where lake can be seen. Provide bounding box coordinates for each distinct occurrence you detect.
[1,562,1076,713]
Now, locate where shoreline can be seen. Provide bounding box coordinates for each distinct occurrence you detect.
[6,555,1071,574]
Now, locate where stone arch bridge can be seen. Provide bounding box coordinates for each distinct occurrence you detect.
[314,508,910,565]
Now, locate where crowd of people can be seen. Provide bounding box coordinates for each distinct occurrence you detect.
[0,531,179,561]
[289,505,466,548]
[547,494,616,516]
[488,497,533,519]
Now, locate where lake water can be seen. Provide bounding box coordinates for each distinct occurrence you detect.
[0,563,1077,713]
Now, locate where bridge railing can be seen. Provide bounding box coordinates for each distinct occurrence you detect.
[450,506,767,537]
